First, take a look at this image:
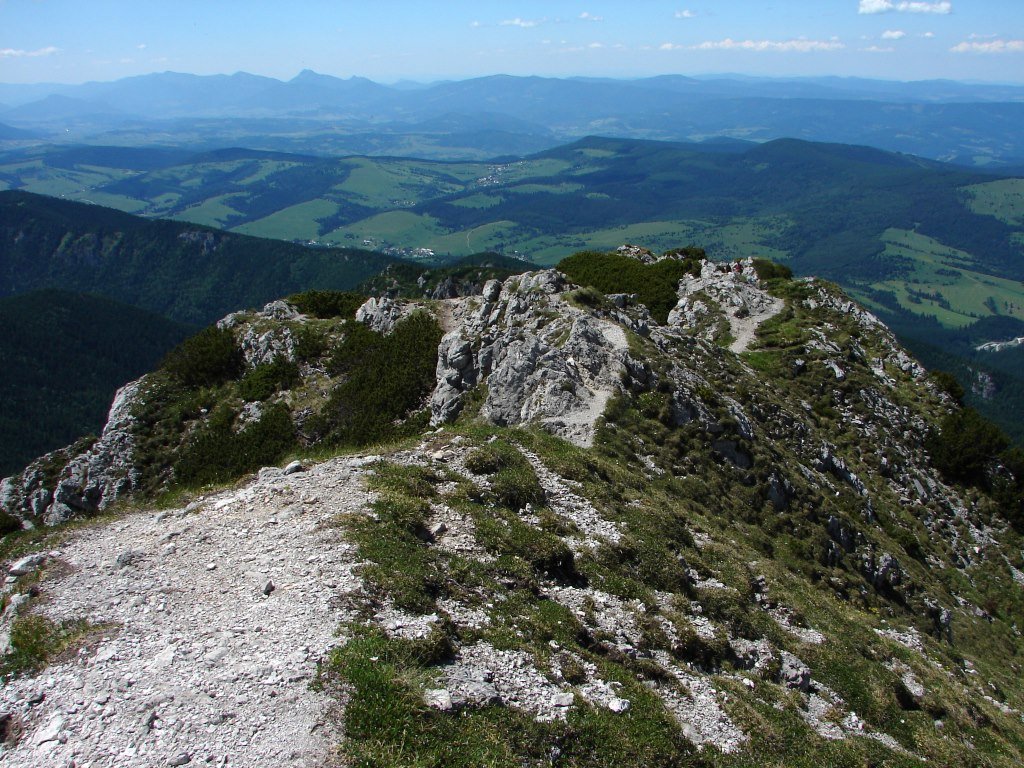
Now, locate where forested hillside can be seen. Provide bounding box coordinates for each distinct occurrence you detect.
[0,290,193,475]
[0,190,393,324]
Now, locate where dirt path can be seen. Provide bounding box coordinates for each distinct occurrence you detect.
[0,456,379,768]
[728,295,784,354]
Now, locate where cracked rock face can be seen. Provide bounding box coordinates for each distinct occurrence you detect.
[355,295,418,335]
[428,270,631,448]
[1,379,143,527]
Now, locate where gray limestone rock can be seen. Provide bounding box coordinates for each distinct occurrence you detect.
[608,697,631,713]
[1,379,142,526]
[8,553,47,577]
[424,689,454,711]
[355,296,417,335]
[777,651,811,692]
[428,270,629,447]
[767,473,793,511]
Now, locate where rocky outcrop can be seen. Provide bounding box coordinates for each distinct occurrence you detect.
[1,380,142,527]
[355,296,418,334]
[429,271,631,447]
[971,368,998,400]
[219,300,302,367]
[668,259,784,352]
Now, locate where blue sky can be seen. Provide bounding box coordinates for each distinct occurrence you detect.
[1,1,1022,84]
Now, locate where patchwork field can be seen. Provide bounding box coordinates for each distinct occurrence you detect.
[852,229,1024,328]
[1,138,1022,341]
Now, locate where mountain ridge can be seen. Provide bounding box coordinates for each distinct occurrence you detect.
[3,71,1024,165]
[0,190,394,325]
[2,249,1024,765]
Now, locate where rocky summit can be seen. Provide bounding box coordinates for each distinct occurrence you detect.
[2,248,1024,767]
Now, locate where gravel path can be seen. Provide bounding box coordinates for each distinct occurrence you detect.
[1,455,379,768]
[728,295,784,354]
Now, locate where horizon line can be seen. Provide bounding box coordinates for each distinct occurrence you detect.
[4,69,1024,89]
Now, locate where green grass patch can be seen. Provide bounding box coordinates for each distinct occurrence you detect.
[328,627,698,768]
[0,613,107,678]
[964,179,1024,226]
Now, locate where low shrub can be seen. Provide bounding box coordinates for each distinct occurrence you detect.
[751,258,794,281]
[557,249,703,324]
[928,407,1009,486]
[929,369,965,404]
[237,357,299,402]
[286,290,365,319]
[0,509,22,537]
[173,403,296,487]
[160,325,243,388]
[292,325,329,363]
[316,312,443,446]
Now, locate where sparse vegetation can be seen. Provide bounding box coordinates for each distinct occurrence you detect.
[0,613,101,678]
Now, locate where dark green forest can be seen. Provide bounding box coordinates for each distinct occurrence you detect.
[0,190,393,325]
[0,290,194,476]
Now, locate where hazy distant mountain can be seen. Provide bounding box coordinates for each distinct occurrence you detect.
[2,94,127,122]
[0,121,37,140]
[3,71,1024,164]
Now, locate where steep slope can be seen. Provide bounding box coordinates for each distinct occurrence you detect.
[0,191,393,325]
[2,251,1024,766]
[0,290,194,477]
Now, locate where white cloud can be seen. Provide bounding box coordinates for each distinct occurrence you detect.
[675,9,696,18]
[660,42,684,50]
[692,38,846,52]
[588,41,603,48]
[137,43,147,50]
[469,20,482,28]
[579,11,603,22]
[863,45,896,52]
[0,45,59,58]
[859,1,952,14]
[501,17,542,28]
[881,30,906,39]
[951,39,1024,53]
[922,31,935,38]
